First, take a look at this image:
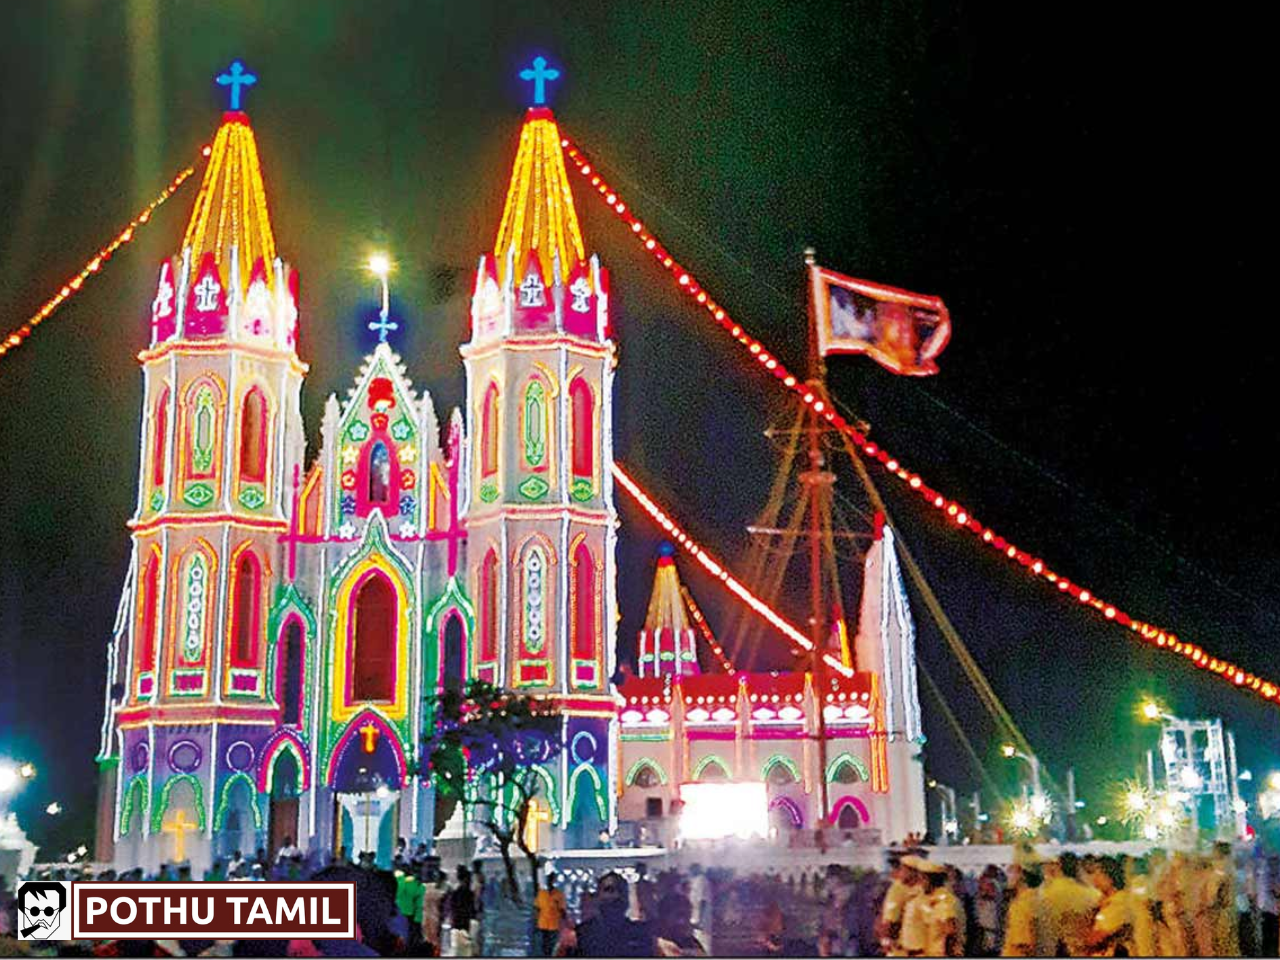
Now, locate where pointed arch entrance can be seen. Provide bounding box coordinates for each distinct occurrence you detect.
[267,749,301,859]
[329,714,406,867]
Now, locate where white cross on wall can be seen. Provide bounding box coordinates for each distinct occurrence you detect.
[569,276,592,313]
[152,277,174,321]
[519,274,546,308]
[193,274,221,313]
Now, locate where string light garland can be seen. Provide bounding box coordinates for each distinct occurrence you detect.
[566,136,1280,706]
[679,583,736,674]
[611,462,854,678]
[0,158,203,365]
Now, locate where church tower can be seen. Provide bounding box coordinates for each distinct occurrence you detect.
[97,63,307,871]
[462,86,619,844]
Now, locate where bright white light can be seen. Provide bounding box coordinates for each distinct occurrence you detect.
[1179,767,1203,790]
[1143,823,1159,840]
[1142,701,1161,721]
[0,765,15,793]
[1030,794,1050,818]
[1156,807,1177,829]
[1233,798,1248,814]
[46,802,61,815]
[367,254,391,278]
[1096,816,1109,826]
[76,844,87,856]
[1125,790,1148,813]
[1239,769,1253,782]
[375,784,391,799]
[19,763,35,779]
[1268,772,1280,792]
[943,819,959,835]
[678,782,768,841]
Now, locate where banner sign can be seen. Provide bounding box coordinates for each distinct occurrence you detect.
[58,882,357,940]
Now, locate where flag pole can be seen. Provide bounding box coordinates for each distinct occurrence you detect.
[803,247,831,827]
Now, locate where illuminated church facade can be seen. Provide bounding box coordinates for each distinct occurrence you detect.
[95,71,924,873]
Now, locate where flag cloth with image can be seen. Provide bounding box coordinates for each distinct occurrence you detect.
[810,263,951,375]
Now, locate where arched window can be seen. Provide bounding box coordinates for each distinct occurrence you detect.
[368,441,391,503]
[351,573,396,702]
[522,546,547,654]
[279,620,304,725]
[442,612,465,691]
[480,549,499,662]
[836,804,861,829]
[138,551,160,673]
[632,763,663,789]
[188,383,218,479]
[569,378,593,479]
[522,379,547,469]
[239,387,268,483]
[231,553,261,666]
[695,758,729,783]
[152,388,169,489]
[766,760,799,786]
[572,542,595,660]
[481,382,500,478]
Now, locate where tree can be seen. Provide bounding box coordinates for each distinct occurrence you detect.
[423,679,564,903]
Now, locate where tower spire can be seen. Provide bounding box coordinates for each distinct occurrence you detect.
[494,94,584,287]
[181,63,277,291]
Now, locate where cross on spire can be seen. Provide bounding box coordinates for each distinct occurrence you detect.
[216,59,257,111]
[368,310,398,343]
[519,56,560,106]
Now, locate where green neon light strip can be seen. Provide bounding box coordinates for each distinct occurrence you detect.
[691,754,731,780]
[150,773,208,833]
[624,758,669,786]
[564,762,607,826]
[214,772,264,830]
[825,752,870,783]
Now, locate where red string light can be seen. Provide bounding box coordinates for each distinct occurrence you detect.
[680,584,736,674]
[570,137,1280,706]
[0,157,204,365]
[612,462,854,678]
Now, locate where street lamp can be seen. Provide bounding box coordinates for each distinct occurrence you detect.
[1001,743,1044,797]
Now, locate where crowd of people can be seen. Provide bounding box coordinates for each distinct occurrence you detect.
[4,840,1280,956]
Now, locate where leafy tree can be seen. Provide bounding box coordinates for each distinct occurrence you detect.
[423,679,564,902]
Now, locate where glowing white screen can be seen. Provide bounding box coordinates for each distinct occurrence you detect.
[678,781,769,840]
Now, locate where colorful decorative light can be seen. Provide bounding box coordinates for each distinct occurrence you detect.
[680,584,736,674]
[611,462,854,678]
[565,135,1279,707]
[0,163,198,365]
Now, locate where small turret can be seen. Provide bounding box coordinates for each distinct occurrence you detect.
[638,543,701,678]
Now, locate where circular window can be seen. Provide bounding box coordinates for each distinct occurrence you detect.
[130,741,150,773]
[168,740,202,774]
[225,740,255,772]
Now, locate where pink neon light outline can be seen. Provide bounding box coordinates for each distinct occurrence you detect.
[830,794,871,826]
[768,795,804,828]
[326,710,408,787]
[230,551,262,667]
[256,729,311,793]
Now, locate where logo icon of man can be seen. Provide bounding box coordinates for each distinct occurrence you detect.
[17,881,68,940]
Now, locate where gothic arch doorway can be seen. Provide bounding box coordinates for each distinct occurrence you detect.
[268,749,301,859]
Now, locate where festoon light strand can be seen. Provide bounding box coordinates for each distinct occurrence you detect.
[566,135,1279,706]
[0,156,205,365]
[611,462,854,679]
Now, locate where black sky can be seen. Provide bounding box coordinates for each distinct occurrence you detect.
[0,1,1274,855]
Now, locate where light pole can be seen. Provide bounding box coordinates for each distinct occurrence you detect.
[1001,743,1043,798]
[927,778,959,845]
[366,253,397,343]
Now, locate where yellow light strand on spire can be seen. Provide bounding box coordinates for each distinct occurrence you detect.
[494,112,584,286]
[182,115,276,290]
[0,161,199,366]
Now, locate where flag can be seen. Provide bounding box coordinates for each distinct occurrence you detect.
[810,263,951,375]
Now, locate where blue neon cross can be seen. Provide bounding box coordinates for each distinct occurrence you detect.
[368,310,399,344]
[519,57,560,106]
[216,60,257,111]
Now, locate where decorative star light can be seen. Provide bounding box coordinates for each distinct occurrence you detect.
[518,56,560,106]
[216,60,257,111]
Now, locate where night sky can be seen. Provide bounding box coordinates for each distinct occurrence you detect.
[0,1,1273,856]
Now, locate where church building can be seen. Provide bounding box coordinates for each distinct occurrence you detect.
[94,64,924,873]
